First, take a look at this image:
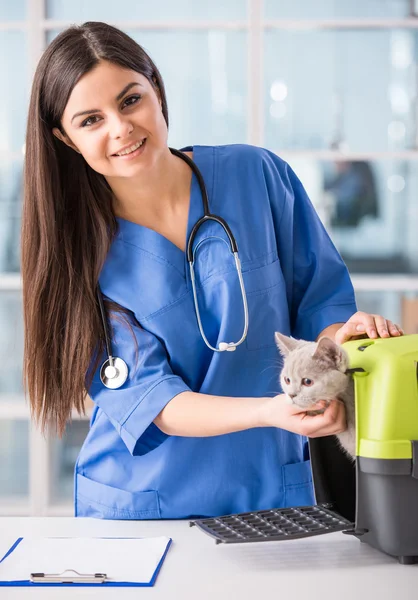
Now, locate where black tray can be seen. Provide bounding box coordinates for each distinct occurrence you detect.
[190,503,353,544]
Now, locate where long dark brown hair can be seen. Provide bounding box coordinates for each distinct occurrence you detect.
[22,22,169,435]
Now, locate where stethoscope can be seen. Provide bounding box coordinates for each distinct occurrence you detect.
[98,147,249,389]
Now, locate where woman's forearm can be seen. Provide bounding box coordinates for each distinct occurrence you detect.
[154,391,271,437]
[154,389,348,440]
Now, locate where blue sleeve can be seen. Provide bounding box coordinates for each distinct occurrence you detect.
[262,150,357,341]
[87,307,191,456]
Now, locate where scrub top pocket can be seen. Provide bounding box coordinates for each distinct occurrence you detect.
[281,459,314,508]
[244,259,291,351]
[75,472,161,520]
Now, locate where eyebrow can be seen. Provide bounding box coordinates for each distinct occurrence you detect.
[70,82,144,124]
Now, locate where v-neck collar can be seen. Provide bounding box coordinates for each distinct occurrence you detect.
[115,145,214,278]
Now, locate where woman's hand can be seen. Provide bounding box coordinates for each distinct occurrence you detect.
[263,395,346,438]
[334,311,404,345]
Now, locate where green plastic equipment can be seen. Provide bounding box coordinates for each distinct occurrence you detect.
[191,334,418,565]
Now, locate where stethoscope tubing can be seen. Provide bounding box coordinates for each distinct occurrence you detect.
[98,147,249,388]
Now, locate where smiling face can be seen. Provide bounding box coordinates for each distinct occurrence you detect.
[52,60,168,180]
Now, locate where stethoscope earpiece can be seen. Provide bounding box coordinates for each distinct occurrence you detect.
[218,342,237,352]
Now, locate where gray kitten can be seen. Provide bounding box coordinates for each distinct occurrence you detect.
[275,332,356,459]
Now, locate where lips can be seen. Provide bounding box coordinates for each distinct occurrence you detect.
[112,138,146,157]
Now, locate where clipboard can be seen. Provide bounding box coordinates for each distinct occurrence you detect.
[0,536,172,587]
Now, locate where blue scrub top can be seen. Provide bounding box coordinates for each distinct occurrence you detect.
[75,145,357,520]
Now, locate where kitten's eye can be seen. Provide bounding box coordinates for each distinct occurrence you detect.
[284,376,291,385]
[302,378,314,387]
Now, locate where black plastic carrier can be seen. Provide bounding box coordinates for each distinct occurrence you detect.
[190,436,418,565]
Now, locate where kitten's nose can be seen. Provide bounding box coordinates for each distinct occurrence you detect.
[288,393,296,399]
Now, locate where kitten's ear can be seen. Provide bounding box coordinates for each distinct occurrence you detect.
[274,332,300,356]
[313,336,343,367]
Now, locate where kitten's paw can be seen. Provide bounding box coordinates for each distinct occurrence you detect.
[306,408,326,416]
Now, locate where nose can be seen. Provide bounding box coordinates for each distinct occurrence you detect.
[109,114,133,139]
[288,393,296,399]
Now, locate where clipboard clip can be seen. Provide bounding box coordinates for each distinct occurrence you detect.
[30,569,107,584]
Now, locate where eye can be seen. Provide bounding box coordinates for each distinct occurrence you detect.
[284,376,291,385]
[302,378,314,387]
[80,95,142,128]
[81,115,101,128]
[122,94,142,108]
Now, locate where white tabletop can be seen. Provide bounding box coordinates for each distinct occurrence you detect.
[0,517,417,599]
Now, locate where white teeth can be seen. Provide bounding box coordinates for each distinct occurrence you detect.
[115,139,145,156]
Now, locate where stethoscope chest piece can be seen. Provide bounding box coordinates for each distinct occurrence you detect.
[100,357,129,389]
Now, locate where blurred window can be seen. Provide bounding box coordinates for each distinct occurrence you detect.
[265,0,411,19]
[46,0,246,21]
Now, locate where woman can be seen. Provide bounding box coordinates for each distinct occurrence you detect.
[22,22,402,519]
